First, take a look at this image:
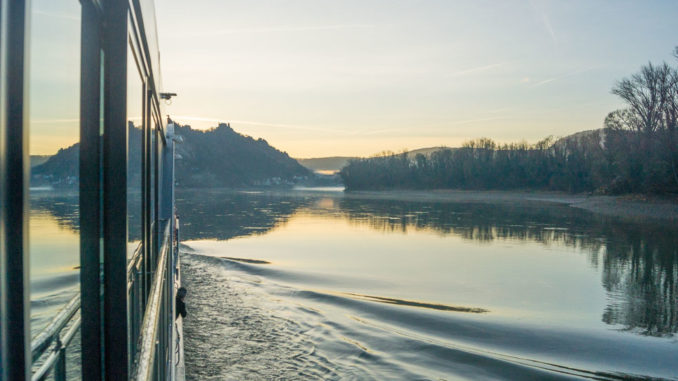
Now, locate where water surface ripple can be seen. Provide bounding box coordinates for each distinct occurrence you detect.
[176,189,678,380]
[183,253,586,380]
[180,189,678,379]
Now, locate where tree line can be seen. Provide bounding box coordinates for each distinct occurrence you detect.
[340,48,678,194]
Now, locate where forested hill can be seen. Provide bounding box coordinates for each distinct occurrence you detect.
[174,123,309,187]
[31,123,311,188]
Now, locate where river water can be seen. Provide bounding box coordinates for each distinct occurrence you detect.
[28,191,82,380]
[26,189,678,380]
[29,191,80,333]
[175,188,678,380]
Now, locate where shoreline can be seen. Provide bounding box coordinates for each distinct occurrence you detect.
[177,186,678,221]
[342,189,678,222]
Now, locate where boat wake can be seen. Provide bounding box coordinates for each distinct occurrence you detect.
[181,249,677,381]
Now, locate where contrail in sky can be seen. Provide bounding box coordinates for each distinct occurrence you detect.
[191,24,375,37]
[528,0,557,45]
[531,65,603,87]
[450,62,508,77]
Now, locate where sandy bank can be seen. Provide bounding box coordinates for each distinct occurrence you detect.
[343,189,678,221]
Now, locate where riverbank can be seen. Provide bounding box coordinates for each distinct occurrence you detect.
[343,190,678,221]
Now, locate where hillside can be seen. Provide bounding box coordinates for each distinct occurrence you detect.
[553,129,603,149]
[31,123,311,188]
[296,157,356,173]
[174,123,309,187]
[30,155,51,167]
[405,146,450,157]
[31,144,81,187]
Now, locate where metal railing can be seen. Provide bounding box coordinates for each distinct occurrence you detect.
[30,295,81,381]
[132,223,171,380]
[129,240,147,367]
[30,219,177,381]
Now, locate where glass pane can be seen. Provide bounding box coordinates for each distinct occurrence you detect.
[127,43,143,259]
[28,0,82,379]
[151,121,157,249]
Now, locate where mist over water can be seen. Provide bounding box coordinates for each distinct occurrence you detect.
[175,188,678,380]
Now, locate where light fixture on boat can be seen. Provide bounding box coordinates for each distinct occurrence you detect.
[160,91,177,105]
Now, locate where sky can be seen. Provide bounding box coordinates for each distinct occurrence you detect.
[29,0,678,158]
[29,0,81,155]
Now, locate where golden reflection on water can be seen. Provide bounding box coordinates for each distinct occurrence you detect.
[186,212,606,328]
[30,211,79,279]
[29,190,678,338]
[177,190,678,337]
[29,207,80,334]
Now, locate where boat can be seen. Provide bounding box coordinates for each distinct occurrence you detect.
[0,0,183,379]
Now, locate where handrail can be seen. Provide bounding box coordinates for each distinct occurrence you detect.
[30,217,174,381]
[128,241,144,274]
[31,316,81,381]
[128,242,144,292]
[30,293,81,362]
[132,223,170,381]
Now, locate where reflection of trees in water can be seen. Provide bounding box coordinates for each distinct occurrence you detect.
[30,192,80,231]
[176,190,313,241]
[338,198,605,250]
[31,189,304,242]
[601,229,677,336]
[35,191,678,336]
[31,192,148,242]
[336,197,678,337]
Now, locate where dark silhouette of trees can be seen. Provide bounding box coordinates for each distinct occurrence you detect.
[341,47,678,195]
[31,122,311,189]
[173,123,310,187]
[606,58,678,193]
[340,132,609,192]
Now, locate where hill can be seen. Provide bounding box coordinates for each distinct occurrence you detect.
[31,144,80,187]
[296,157,356,173]
[30,155,51,167]
[31,123,311,188]
[174,123,309,187]
[553,129,603,149]
[405,146,451,157]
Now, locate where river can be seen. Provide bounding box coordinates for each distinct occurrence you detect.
[175,188,678,380]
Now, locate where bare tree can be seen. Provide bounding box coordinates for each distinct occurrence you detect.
[611,56,678,189]
[661,64,678,186]
[604,109,641,132]
[612,63,670,135]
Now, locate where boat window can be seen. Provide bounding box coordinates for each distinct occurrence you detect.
[150,117,158,253]
[127,40,144,260]
[28,0,83,377]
